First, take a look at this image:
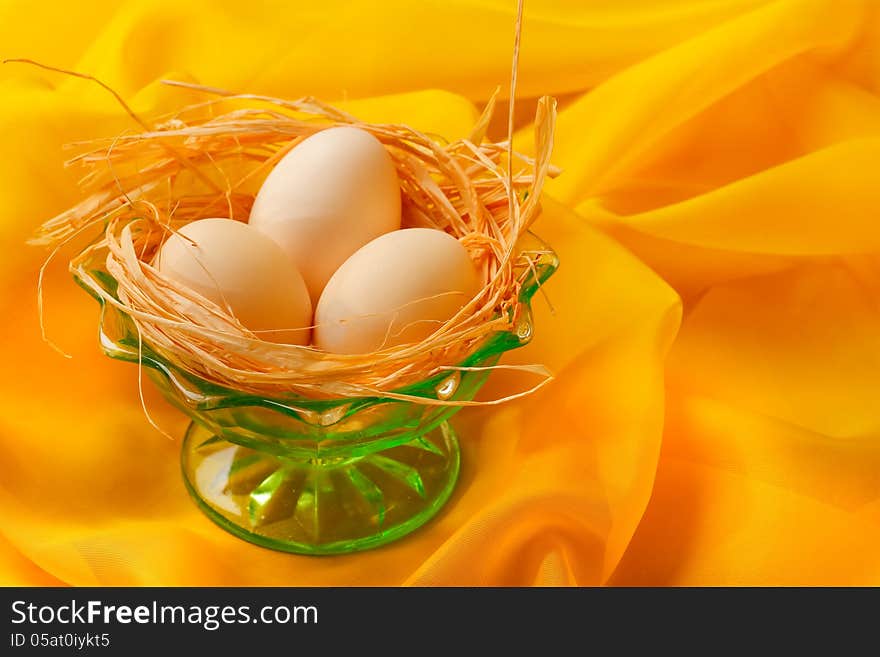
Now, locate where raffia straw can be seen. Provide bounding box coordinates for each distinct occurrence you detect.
[29,7,559,404]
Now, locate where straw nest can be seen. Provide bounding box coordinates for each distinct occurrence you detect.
[32,81,558,404]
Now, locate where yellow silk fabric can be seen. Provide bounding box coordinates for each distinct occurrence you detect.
[1,0,879,585]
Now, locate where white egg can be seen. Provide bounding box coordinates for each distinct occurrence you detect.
[156,218,312,345]
[249,126,402,303]
[314,228,481,354]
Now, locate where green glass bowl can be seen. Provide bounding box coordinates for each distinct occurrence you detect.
[74,232,557,555]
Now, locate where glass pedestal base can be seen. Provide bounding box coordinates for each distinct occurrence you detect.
[181,421,460,555]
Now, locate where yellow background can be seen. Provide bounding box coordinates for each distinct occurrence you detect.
[1,0,880,585]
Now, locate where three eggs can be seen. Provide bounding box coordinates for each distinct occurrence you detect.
[155,127,481,354]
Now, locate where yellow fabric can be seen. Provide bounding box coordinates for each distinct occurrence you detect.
[1,0,879,585]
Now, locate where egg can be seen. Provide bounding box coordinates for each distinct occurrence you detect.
[314,228,481,354]
[156,218,312,345]
[249,126,402,303]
